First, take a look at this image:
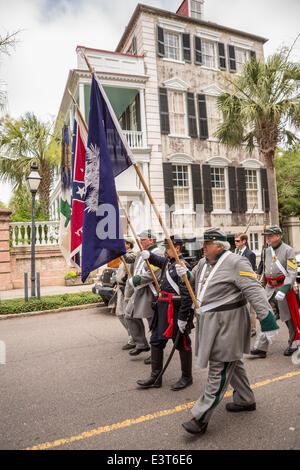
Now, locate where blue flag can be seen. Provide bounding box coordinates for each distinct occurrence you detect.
[81,75,132,282]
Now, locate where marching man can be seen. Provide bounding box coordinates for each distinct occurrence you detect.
[251,225,300,358]
[176,227,279,436]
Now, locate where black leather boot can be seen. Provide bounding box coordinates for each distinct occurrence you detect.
[171,350,193,391]
[137,346,163,388]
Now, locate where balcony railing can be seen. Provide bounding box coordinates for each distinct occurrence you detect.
[10,221,60,247]
[123,130,145,149]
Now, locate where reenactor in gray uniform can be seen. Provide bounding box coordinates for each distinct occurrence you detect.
[108,237,136,350]
[176,227,279,436]
[124,230,161,357]
[251,225,300,358]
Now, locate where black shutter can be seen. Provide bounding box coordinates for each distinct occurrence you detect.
[250,50,256,60]
[131,36,137,55]
[163,163,175,209]
[194,36,202,65]
[158,88,170,135]
[187,92,198,138]
[228,45,236,72]
[218,43,227,70]
[182,33,191,62]
[202,164,213,213]
[191,164,203,210]
[236,167,247,213]
[157,26,165,57]
[260,168,270,212]
[197,94,209,140]
[135,92,141,131]
[228,166,238,213]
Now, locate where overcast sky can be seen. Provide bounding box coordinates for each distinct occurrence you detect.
[0,0,300,203]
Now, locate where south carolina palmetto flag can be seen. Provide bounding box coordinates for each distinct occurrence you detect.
[81,74,134,282]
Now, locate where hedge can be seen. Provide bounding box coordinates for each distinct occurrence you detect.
[0,292,103,315]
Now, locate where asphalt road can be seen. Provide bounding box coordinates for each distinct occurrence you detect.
[0,306,299,451]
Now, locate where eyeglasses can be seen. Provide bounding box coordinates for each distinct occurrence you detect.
[235,239,241,242]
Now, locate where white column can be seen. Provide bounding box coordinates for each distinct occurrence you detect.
[139,88,147,148]
[79,83,85,121]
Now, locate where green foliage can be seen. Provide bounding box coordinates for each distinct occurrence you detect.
[0,292,102,314]
[64,271,77,279]
[275,148,300,222]
[8,184,46,222]
[216,47,300,166]
[0,201,7,208]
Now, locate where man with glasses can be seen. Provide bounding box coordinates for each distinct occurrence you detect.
[235,233,257,337]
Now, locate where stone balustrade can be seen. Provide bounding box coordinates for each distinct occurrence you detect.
[10,221,60,247]
[123,130,145,149]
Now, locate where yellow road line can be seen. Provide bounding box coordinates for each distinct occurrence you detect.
[27,370,300,450]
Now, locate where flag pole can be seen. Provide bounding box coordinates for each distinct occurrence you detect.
[80,51,199,309]
[67,89,160,291]
[117,194,160,292]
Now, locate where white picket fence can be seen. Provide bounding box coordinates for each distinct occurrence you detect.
[10,221,60,247]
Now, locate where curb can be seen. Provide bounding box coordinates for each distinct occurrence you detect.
[0,302,106,320]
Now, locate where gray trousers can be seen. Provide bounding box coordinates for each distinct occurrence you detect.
[191,359,255,424]
[126,317,152,350]
[118,316,135,345]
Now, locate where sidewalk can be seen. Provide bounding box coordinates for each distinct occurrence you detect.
[0,283,95,301]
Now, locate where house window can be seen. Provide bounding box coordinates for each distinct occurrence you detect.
[169,90,186,135]
[172,165,191,210]
[235,47,250,72]
[164,31,180,61]
[206,95,222,138]
[249,232,259,252]
[190,0,203,20]
[202,39,217,69]
[245,169,259,210]
[211,167,226,210]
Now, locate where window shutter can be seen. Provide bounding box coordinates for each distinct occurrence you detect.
[202,164,213,213]
[131,36,137,55]
[135,92,141,131]
[236,167,247,213]
[228,45,236,72]
[197,94,209,140]
[260,168,270,212]
[218,43,227,70]
[159,88,170,135]
[228,166,238,213]
[250,50,256,60]
[187,92,198,138]
[194,36,202,65]
[182,33,191,62]
[157,26,165,57]
[163,163,175,209]
[191,164,203,210]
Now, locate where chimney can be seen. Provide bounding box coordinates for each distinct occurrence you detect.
[176,0,204,20]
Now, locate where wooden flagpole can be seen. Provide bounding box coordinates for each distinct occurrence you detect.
[80,51,199,309]
[68,89,161,290]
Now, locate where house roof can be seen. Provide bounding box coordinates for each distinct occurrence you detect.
[116,3,268,52]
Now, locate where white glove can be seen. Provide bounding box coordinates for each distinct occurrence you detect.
[178,319,187,333]
[128,277,134,288]
[275,291,286,302]
[195,308,201,315]
[175,263,188,277]
[141,250,150,260]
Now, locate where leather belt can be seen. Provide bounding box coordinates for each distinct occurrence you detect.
[205,298,247,313]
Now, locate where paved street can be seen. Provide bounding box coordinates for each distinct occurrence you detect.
[0,306,299,451]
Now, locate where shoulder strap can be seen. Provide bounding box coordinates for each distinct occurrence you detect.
[166,269,180,295]
[270,247,288,277]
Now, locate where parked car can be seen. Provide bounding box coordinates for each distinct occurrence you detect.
[92,267,117,305]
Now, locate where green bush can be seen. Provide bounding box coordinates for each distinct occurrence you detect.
[0,292,103,315]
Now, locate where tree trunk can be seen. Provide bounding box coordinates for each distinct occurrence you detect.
[38,160,52,219]
[264,151,279,226]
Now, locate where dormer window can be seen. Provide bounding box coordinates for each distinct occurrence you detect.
[190,0,203,20]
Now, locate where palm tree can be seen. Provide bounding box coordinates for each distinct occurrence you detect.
[215,45,300,224]
[0,112,61,218]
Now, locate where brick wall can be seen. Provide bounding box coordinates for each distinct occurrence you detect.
[0,209,13,290]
